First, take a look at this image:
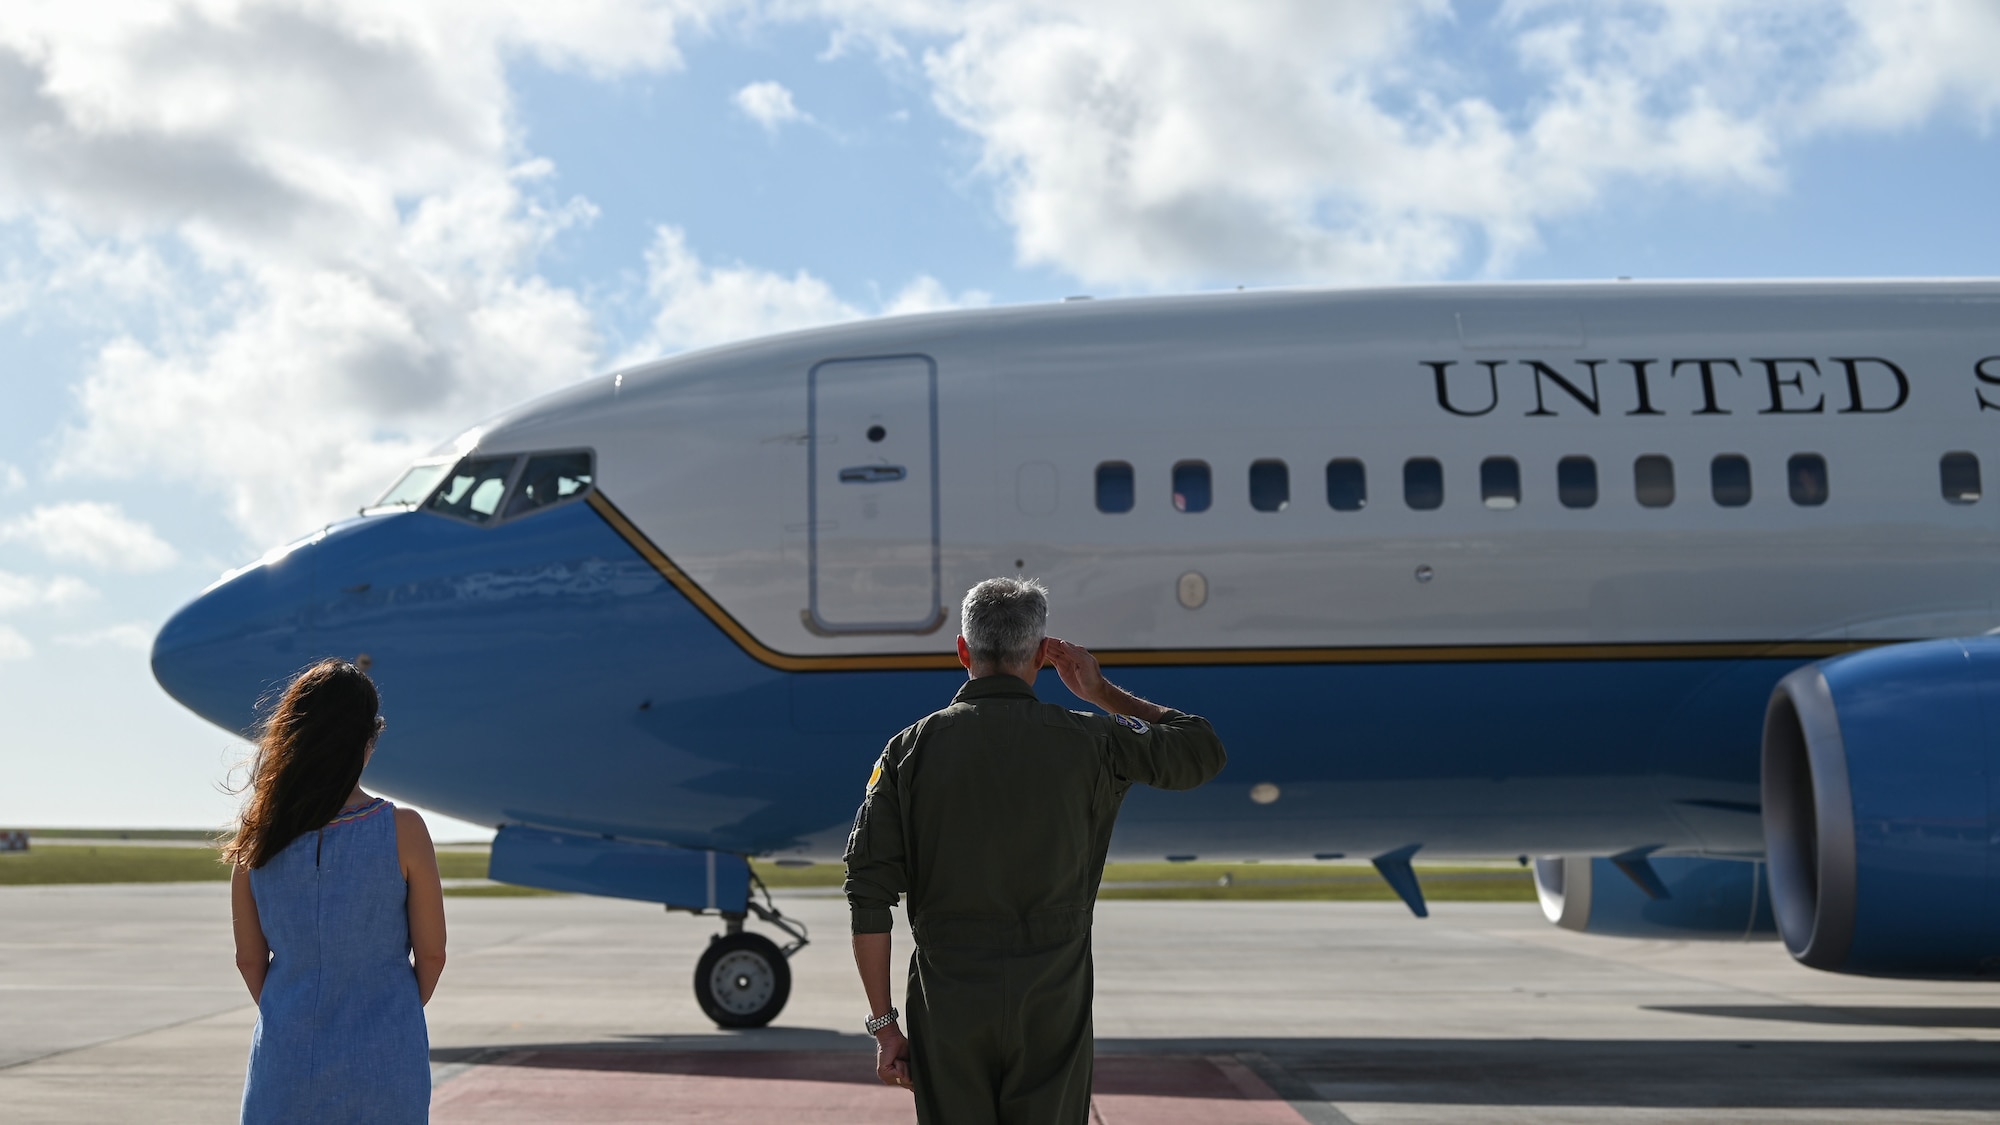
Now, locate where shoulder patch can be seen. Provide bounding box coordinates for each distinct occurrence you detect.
[867,762,884,793]
[1112,714,1151,735]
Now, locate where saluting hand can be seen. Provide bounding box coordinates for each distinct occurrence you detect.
[1045,636,1171,724]
[875,1024,912,1091]
[1045,638,1107,706]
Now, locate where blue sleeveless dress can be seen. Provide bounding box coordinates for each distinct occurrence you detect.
[242,798,430,1123]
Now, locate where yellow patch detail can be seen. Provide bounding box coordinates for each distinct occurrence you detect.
[868,763,883,792]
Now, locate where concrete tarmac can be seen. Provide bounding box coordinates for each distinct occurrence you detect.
[3,883,1999,1123]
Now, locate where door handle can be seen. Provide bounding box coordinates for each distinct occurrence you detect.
[839,465,907,483]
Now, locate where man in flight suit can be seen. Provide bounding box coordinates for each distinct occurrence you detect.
[844,577,1229,1124]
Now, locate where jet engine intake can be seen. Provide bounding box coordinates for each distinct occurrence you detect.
[1763,638,2000,977]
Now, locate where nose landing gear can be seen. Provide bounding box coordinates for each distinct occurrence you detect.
[695,927,789,1028]
[687,873,809,1029]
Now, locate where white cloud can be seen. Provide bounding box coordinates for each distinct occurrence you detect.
[880,274,989,317]
[54,622,153,651]
[0,624,30,661]
[734,80,809,131]
[9,1,1001,547]
[0,502,177,573]
[1807,0,2000,129]
[0,1,716,544]
[620,225,984,362]
[57,181,604,542]
[807,0,2000,285]
[0,464,22,493]
[883,1,1782,282]
[0,570,96,614]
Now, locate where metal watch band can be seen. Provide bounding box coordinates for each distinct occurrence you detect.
[865,1007,899,1034]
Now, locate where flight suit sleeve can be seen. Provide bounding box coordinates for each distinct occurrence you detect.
[1102,710,1228,791]
[842,732,911,935]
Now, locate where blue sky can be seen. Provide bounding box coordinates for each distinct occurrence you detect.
[2,1,1997,836]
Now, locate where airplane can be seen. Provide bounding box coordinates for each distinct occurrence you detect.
[152,278,2000,1027]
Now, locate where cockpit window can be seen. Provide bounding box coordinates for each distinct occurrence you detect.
[503,451,595,518]
[426,456,519,523]
[371,460,454,509]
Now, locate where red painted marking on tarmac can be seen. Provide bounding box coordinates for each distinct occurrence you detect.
[431,1050,1308,1123]
[1092,1054,1311,1124]
[431,1050,916,1124]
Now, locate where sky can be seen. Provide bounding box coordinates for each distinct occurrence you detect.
[2,0,1998,839]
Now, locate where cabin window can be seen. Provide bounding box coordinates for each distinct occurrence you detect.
[1558,456,1597,509]
[1404,458,1443,511]
[503,451,595,519]
[1787,453,1828,507]
[1635,455,1674,508]
[1942,452,1981,504]
[1172,461,1212,512]
[373,460,453,509]
[1712,454,1752,507]
[1095,461,1134,513]
[1249,460,1289,512]
[1480,457,1520,510]
[427,456,519,524]
[1325,459,1367,511]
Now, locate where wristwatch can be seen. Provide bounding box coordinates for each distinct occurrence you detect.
[865,1007,899,1034]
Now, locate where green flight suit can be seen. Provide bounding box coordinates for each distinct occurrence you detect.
[844,674,1229,1125]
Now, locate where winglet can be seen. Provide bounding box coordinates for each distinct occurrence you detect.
[1372,844,1428,918]
[1609,846,1672,901]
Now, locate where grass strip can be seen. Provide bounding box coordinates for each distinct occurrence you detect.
[749,860,1536,901]
[0,843,493,884]
[442,884,562,897]
[0,845,231,884]
[1097,872,1535,902]
[751,861,848,888]
[10,828,224,841]
[3,848,1536,902]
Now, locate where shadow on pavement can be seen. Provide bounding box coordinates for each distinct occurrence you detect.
[428,1045,1311,1122]
[432,1047,881,1085]
[431,1026,876,1066]
[433,1035,2000,1110]
[1646,1004,2000,1029]
[1099,1036,2000,1111]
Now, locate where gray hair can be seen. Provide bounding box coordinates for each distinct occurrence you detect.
[960,577,1049,670]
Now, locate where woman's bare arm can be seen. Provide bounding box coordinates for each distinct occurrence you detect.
[396,807,447,1005]
[230,865,270,1004]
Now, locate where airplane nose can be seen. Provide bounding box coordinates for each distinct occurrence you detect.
[152,532,321,736]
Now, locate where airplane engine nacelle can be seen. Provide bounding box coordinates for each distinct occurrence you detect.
[1533,856,1775,938]
[1763,639,2000,978]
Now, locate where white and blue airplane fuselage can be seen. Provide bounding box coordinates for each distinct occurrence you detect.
[155,280,2000,1020]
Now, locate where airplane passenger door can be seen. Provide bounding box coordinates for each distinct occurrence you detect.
[808,355,941,633]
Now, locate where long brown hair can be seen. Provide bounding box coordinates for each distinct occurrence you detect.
[223,659,383,869]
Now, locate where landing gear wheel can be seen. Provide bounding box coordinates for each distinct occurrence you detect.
[694,931,792,1028]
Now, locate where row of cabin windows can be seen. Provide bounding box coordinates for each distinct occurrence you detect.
[1094,452,1988,513]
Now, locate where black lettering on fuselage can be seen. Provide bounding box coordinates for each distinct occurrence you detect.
[1754,358,1825,414]
[1622,359,1665,416]
[1975,356,2000,412]
[1425,360,1500,417]
[1670,359,1743,415]
[1526,360,1603,416]
[1833,357,1910,414]
[1419,353,1922,418]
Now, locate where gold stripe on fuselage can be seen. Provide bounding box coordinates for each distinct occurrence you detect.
[587,491,1882,673]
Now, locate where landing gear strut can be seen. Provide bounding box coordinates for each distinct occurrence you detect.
[687,871,809,1028]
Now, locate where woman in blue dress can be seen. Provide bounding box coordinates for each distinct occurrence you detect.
[225,658,447,1123]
